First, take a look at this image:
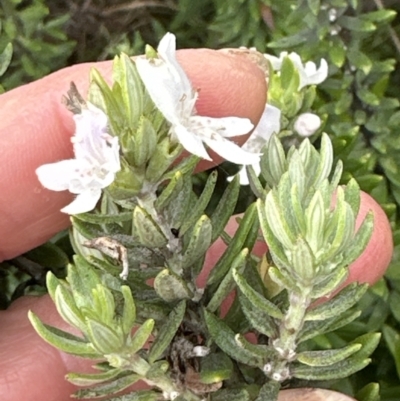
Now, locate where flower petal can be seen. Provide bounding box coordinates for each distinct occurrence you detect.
[190,116,254,138]
[203,135,260,165]
[174,124,211,160]
[36,160,81,191]
[61,189,102,214]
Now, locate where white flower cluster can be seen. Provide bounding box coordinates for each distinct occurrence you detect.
[36,33,329,212]
[36,104,120,214]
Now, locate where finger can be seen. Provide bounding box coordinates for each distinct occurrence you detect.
[277,388,355,401]
[0,50,267,261]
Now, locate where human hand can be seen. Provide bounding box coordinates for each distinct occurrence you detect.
[0,49,393,401]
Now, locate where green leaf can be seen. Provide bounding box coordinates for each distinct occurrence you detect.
[356,383,380,401]
[307,0,320,14]
[296,343,361,367]
[132,116,157,166]
[74,373,141,399]
[210,175,240,242]
[204,309,265,368]
[133,206,168,248]
[362,9,397,23]
[74,211,133,225]
[299,309,361,343]
[255,381,280,401]
[305,283,368,321]
[239,292,278,338]
[129,319,155,354]
[382,325,400,379]
[260,135,287,187]
[180,170,218,235]
[121,285,136,336]
[339,16,376,32]
[207,203,257,287]
[291,355,370,380]
[148,301,186,363]
[211,388,250,401]
[311,267,348,299]
[233,267,284,319]
[113,53,144,128]
[67,369,124,386]
[0,42,12,76]
[207,249,249,312]
[28,311,100,358]
[246,164,266,199]
[154,269,193,302]
[200,353,234,383]
[181,215,212,270]
[86,318,125,354]
[54,285,87,333]
[155,171,184,212]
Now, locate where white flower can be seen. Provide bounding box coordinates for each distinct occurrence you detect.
[36,104,120,214]
[294,112,321,137]
[136,32,259,165]
[264,51,328,89]
[229,104,281,185]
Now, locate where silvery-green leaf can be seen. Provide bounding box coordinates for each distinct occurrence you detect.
[133,206,168,248]
[255,382,280,401]
[163,173,193,229]
[260,134,286,187]
[207,249,248,312]
[342,211,374,265]
[310,133,333,189]
[257,200,291,270]
[344,178,361,216]
[200,353,234,384]
[305,283,368,321]
[74,211,132,224]
[288,150,305,201]
[113,53,144,128]
[239,293,278,337]
[73,373,141,399]
[66,368,124,386]
[299,309,361,343]
[160,154,199,182]
[46,271,64,301]
[71,217,103,241]
[329,160,343,191]
[204,309,265,368]
[290,184,306,234]
[91,284,116,324]
[264,190,296,249]
[233,266,284,319]
[207,203,257,287]
[305,191,325,253]
[211,388,250,401]
[129,319,155,354]
[277,173,299,235]
[291,356,370,380]
[296,343,361,366]
[246,164,266,199]
[181,215,212,270]
[145,137,182,183]
[235,334,277,360]
[148,300,186,363]
[311,266,348,299]
[132,116,157,167]
[351,333,381,359]
[210,175,240,242]
[121,285,136,336]
[86,318,125,354]
[54,285,87,333]
[28,312,100,358]
[154,269,193,302]
[180,170,217,235]
[291,238,316,283]
[155,171,184,211]
[268,266,299,293]
[0,42,12,77]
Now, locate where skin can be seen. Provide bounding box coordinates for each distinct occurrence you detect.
[0,49,393,401]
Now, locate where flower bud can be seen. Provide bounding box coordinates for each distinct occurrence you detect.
[294,113,321,137]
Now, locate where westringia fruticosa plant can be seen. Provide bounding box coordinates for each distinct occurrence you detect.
[29,33,379,401]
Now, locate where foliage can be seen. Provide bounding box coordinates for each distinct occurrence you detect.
[1,0,400,400]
